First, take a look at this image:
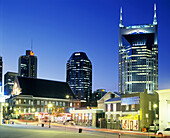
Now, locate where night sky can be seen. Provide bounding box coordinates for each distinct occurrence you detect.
[0,0,169,92]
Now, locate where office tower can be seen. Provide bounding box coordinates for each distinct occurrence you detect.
[18,50,37,78]
[66,52,92,102]
[119,4,158,94]
[0,57,2,93]
[92,89,107,101]
[4,72,18,95]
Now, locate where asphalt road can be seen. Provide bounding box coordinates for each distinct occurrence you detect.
[0,124,157,138]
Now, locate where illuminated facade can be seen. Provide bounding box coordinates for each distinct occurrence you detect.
[119,4,158,94]
[4,72,18,95]
[0,57,2,93]
[7,76,80,119]
[18,50,37,78]
[67,52,92,102]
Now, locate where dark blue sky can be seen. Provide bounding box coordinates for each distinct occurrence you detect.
[0,0,169,92]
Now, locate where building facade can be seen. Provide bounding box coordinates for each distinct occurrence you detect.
[66,52,92,102]
[156,89,170,131]
[18,50,37,78]
[4,72,18,95]
[6,76,80,121]
[119,5,158,94]
[119,92,158,131]
[0,57,2,93]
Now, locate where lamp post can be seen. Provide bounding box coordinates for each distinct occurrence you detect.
[153,104,157,134]
[48,103,53,128]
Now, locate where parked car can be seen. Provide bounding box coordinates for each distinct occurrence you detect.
[63,120,75,125]
[157,128,170,137]
[149,124,159,132]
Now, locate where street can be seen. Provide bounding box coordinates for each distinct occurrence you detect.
[0,124,159,138]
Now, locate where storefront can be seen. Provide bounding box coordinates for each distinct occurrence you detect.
[119,114,139,131]
[70,109,104,127]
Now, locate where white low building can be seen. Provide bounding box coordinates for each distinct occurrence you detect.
[156,89,170,131]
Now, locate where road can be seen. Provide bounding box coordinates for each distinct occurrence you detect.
[0,124,159,138]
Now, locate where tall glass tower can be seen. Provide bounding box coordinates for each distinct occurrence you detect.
[119,4,158,94]
[18,50,37,78]
[0,57,2,93]
[66,52,92,102]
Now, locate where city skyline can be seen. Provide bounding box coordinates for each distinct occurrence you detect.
[0,0,170,92]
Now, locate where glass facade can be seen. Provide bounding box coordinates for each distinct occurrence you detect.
[4,72,18,95]
[18,50,37,78]
[67,52,92,102]
[119,7,158,94]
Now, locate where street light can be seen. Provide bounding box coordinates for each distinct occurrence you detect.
[153,104,157,134]
[48,103,53,128]
[66,95,70,108]
[32,108,35,112]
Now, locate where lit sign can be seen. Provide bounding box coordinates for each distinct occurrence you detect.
[75,53,80,56]
[30,51,34,56]
[121,96,140,105]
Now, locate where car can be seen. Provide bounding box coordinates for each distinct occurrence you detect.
[157,128,170,137]
[63,120,75,125]
[149,124,159,132]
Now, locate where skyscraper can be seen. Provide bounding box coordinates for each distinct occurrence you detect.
[119,4,158,94]
[18,50,37,78]
[4,72,18,95]
[66,52,92,102]
[0,57,2,93]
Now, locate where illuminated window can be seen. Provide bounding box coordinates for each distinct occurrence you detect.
[149,101,151,110]
[19,99,21,104]
[37,100,40,105]
[28,108,30,113]
[45,101,47,105]
[131,104,135,110]
[53,101,55,105]
[60,102,62,106]
[41,101,44,105]
[16,100,18,105]
[63,102,65,107]
[24,100,26,104]
[41,108,44,112]
[56,102,58,106]
[29,100,31,105]
[126,105,129,110]
[37,108,40,112]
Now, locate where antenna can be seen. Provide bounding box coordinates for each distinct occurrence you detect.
[31,40,33,51]
[153,3,157,25]
[119,7,124,27]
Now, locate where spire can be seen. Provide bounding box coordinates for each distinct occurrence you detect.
[119,7,124,27]
[153,3,157,25]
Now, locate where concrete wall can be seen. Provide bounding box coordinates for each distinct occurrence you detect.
[157,89,170,131]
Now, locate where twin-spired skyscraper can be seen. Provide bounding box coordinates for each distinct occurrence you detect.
[66,52,92,102]
[119,4,158,94]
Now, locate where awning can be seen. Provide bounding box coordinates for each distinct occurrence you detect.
[119,114,138,120]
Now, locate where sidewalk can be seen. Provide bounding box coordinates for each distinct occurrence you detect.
[9,119,160,137]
